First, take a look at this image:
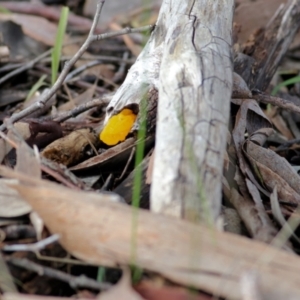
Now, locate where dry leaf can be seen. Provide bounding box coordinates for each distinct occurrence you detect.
[0,13,59,46]
[16,142,41,179]
[2,167,300,299]
[42,128,98,166]
[30,212,43,240]
[270,185,300,244]
[232,72,252,99]
[70,137,137,172]
[2,294,89,300]
[0,179,31,217]
[245,179,286,246]
[245,141,300,204]
[0,122,31,163]
[232,99,272,176]
[265,106,294,140]
[98,269,145,300]
[230,171,280,245]
[0,134,43,218]
[134,280,211,300]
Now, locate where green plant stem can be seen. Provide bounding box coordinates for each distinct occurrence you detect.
[272,75,300,95]
[130,98,147,282]
[51,6,69,86]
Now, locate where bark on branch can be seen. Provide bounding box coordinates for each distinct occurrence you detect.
[151,0,234,221]
[106,0,234,222]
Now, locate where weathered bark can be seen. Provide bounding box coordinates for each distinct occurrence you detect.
[151,0,234,221]
[105,0,234,222]
[236,0,300,91]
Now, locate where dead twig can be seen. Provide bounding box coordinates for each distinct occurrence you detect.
[65,60,103,82]
[53,98,110,123]
[5,257,111,291]
[112,51,130,83]
[0,49,52,86]
[0,0,154,132]
[2,234,60,252]
[252,90,300,114]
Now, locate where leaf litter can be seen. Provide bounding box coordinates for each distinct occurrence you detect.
[3,0,300,300]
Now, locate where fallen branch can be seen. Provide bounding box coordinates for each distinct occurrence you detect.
[105,0,234,221]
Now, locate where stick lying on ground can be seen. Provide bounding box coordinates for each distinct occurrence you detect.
[105,0,234,222]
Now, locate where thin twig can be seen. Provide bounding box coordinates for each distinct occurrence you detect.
[113,51,130,83]
[40,157,89,190]
[5,257,111,291]
[252,90,300,114]
[41,54,135,64]
[2,234,60,252]
[0,8,153,132]
[0,0,106,131]
[115,146,136,183]
[53,96,111,123]
[1,122,88,190]
[0,49,52,86]
[91,25,154,42]
[275,138,300,151]
[40,163,80,190]
[65,60,103,82]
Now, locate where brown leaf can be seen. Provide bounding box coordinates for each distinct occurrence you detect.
[16,142,41,179]
[134,280,211,300]
[70,137,136,172]
[232,99,271,175]
[265,106,294,140]
[41,128,98,167]
[247,158,300,205]
[2,293,91,300]
[230,170,280,244]
[0,127,41,217]
[248,128,274,146]
[2,166,300,299]
[0,179,31,217]
[98,269,145,300]
[0,13,58,46]
[0,122,31,164]
[270,185,300,244]
[245,141,300,198]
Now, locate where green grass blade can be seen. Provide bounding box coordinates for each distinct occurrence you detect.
[96,266,106,282]
[51,6,69,86]
[25,74,48,102]
[0,6,11,13]
[271,75,300,95]
[130,96,147,282]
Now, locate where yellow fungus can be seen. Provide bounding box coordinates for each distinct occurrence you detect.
[100,108,137,146]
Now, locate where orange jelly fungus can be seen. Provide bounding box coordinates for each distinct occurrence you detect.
[100,108,137,146]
